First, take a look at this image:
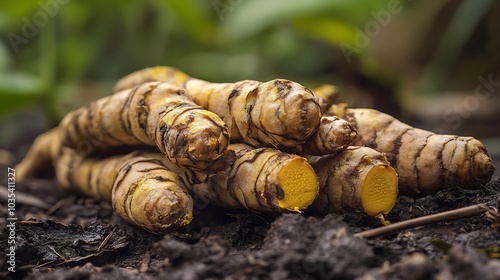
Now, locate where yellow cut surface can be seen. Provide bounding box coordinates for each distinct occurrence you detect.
[361,165,398,216]
[277,157,319,212]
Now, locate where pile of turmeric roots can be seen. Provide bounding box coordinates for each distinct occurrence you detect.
[16,67,495,234]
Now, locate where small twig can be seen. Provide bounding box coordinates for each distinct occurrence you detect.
[31,260,57,269]
[45,196,75,216]
[45,199,65,216]
[48,245,67,261]
[97,227,116,252]
[355,203,490,239]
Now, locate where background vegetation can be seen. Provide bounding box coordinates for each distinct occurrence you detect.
[1,0,499,160]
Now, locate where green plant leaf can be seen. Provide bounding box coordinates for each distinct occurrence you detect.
[419,0,495,94]
[0,72,44,119]
[159,0,215,43]
[0,0,40,19]
[0,40,12,71]
[293,17,357,46]
[221,0,369,39]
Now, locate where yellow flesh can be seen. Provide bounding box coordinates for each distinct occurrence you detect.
[361,165,398,216]
[180,211,193,226]
[149,67,189,84]
[277,158,319,212]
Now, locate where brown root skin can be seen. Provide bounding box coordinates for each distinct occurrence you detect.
[188,143,319,213]
[307,146,399,216]
[112,155,193,234]
[14,118,319,231]
[113,66,322,149]
[58,148,193,234]
[55,148,140,200]
[15,128,61,181]
[59,81,229,171]
[15,128,194,234]
[222,79,321,149]
[311,84,340,114]
[285,116,357,156]
[325,104,495,195]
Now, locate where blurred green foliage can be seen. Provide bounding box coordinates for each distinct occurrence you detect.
[0,0,498,126]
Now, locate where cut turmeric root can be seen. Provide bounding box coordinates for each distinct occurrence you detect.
[189,143,319,213]
[58,142,393,218]
[159,143,320,212]
[16,68,497,234]
[59,81,229,170]
[308,146,399,217]
[16,128,319,232]
[325,104,495,195]
[61,142,319,218]
[113,66,323,150]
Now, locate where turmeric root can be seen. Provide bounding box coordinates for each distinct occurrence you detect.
[311,84,340,114]
[160,143,320,212]
[307,146,399,216]
[67,151,193,234]
[186,143,319,212]
[54,148,126,200]
[113,66,322,149]
[59,81,229,170]
[16,129,193,234]
[61,142,393,217]
[288,116,357,155]
[62,143,318,221]
[16,127,318,232]
[325,104,495,195]
[16,128,61,181]
[110,154,193,233]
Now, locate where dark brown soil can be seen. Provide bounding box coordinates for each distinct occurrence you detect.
[1,169,500,279]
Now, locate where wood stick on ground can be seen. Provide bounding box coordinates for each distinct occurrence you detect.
[355,203,491,239]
